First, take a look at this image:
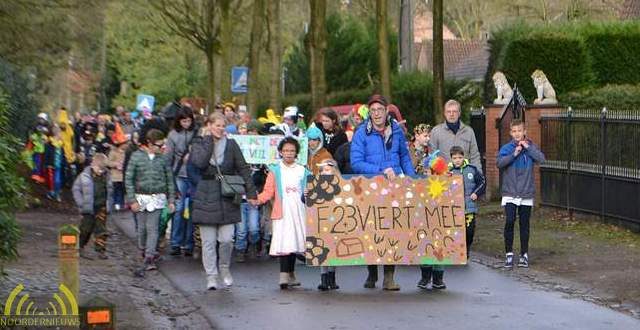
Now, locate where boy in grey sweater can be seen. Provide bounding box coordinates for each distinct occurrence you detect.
[496,119,545,269]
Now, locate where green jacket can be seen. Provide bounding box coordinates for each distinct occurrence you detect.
[125,150,175,204]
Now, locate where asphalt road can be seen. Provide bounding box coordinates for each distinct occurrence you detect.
[112,212,640,330]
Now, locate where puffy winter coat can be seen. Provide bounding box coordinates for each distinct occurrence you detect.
[350,119,415,176]
[189,135,257,226]
[72,167,113,215]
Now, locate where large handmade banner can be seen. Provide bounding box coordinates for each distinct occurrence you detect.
[228,134,308,165]
[305,175,467,266]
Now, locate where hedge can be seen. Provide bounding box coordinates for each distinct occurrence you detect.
[485,21,640,105]
[563,84,640,110]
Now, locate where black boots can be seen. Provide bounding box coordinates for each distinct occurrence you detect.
[318,273,329,291]
[417,266,432,290]
[364,265,378,288]
[318,272,339,291]
[432,270,446,290]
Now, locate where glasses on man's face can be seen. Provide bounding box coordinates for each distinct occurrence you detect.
[153,142,164,148]
[369,107,386,114]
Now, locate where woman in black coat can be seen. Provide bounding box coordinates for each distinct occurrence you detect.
[315,107,348,156]
[190,112,257,290]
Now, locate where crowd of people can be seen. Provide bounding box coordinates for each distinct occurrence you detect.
[23,94,544,291]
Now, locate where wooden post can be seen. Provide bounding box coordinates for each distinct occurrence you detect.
[58,224,80,302]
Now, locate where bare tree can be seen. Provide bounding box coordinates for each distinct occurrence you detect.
[399,0,414,72]
[376,0,392,101]
[247,0,265,117]
[432,0,444,122]
[267,0,282,112]
[308,0,327,112]
[153,0,226,107]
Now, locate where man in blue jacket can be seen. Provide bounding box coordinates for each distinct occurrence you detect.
[351,94,416,291]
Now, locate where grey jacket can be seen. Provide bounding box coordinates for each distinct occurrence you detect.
[430,121,482,173]
[72,167,113,215]
[496,140,545,199]
[189,135,257,226]
[165,129,196,178]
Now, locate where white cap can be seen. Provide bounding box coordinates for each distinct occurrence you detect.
[283,106,298,119]
[37,112,48,121]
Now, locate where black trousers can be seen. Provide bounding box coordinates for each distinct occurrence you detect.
[280,254,296,273]
[503,203,532,254]
[466,213,476,255]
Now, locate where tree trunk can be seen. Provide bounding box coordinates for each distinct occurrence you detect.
[376,0,391,102]
[309,0,327,113]
[432,0,444,122]
[220,6,233,101]
[268,0,282,113]
[399,0,414,72]
[247,0,265,117]
[206,49,216,110]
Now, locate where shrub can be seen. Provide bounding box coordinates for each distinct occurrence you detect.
[0,89,24,274]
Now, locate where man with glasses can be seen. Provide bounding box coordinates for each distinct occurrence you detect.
[350,94,415,291]
[126,129,175,276]
[430,99,482,173]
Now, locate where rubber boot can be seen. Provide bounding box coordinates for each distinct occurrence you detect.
[279,272,289,290]
[364,265,378,288]
[382,265,400,291]
[417,266,432,290]
[328,271,339,290]
[219,242,234,286]
[317,273,329,291]
[432,270,447,290]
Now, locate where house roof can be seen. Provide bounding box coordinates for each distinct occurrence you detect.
[619,0,640,19]
[415,39,488,81]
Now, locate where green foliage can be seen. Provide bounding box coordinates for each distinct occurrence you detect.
[106,0,208,109]
[485,21,640,105]
[284,13,398,94]
[563,84,640,109]
[582,23,640,85]
[0,59,38,139]
[0,88,25,273]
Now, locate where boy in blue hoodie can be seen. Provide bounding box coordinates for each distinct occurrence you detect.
[496,119,545,269]
[449,146,485,257]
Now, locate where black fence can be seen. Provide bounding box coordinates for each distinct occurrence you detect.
[539,108,640,228]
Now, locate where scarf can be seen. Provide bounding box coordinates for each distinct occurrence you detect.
[446,120,461,135]
[209,135,227,166]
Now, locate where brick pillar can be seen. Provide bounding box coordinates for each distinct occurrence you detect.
[484,104,503,200]
[484,104,563,202]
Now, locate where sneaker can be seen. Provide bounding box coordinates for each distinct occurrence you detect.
[115,204,121,211]
[183,250,193,257]
[207,276,218,290]
[417,278,430,290]
[145,260,158,271]
[504,253,514,269]
[220,268,233,286]
[518,253,529,268]
[235,251,246,263]
[170,247,182,256]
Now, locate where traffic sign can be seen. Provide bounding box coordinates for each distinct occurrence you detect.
[136,94,155,112]
[231,66,248,94]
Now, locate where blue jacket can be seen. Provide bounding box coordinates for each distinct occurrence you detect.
[449,160,485,214]
[350,119,416,176]
[496,140,545,199]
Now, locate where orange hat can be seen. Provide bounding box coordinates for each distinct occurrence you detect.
[112,122,128,145]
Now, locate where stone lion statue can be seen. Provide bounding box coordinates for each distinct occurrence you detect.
[492,71,513,105]
[531,69,558,104]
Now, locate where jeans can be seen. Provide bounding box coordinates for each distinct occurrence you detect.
[200,224,235,277]
[235,202,260,251]
[171,177,195,251]
[113,182,125,206]
[504,203,532,254]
